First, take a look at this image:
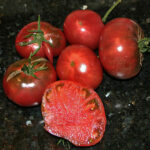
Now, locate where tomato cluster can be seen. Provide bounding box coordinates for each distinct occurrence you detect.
[3,0,149,147]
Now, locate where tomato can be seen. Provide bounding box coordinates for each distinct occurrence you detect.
[41,80,106,147]
[99,18,144,79]
[63,10,104,50]
[3,56,57,107]
[56,45,103,89]
[15,16,66,62]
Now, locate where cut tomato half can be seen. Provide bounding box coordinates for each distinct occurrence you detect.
[41,80,106,147]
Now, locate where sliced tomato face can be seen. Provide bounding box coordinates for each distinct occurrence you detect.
[41,80,106,147]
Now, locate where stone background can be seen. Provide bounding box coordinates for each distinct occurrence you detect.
[0,0,149,150]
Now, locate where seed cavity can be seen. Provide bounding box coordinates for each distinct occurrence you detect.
[92,128,101,139]
[97,118,105,130]
[56,83,64,92]
[86,98,99,111]
[45,89,52,102]
[81,88,91,99]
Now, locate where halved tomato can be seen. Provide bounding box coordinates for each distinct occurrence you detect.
[41,80,106,147]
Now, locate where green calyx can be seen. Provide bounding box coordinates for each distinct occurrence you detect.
[7,57,48,81]
[138,38,150,53]
[21,56,48,78]
[19,15,53,55]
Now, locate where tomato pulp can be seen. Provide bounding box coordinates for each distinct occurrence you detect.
[99,18,144,79]
[42,80,106,146]
[3,56,57,106]
[56,44,103,89]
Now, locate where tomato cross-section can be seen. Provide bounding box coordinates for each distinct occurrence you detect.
[41,80,106,146]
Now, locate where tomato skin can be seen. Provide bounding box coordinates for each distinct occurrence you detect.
[99,18,144,79]
[63,10,104,50]
[3,56,57,107]
[15,21,66,61]
[56,44,103,89]
[42,80,106,147]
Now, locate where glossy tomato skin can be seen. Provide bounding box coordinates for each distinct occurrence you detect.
[64,10,104,50]
[56,45,103,89]
[99,18,144,79]
[42,80,106,147]
[3,56,57,107]
[15,21,66,61]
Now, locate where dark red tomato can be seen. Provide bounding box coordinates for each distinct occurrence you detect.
[41,80,106,147]
[15,20,66,61]
[56,45,103,89]
[99,18,144,79]
[3,56,57,107]
[63,10,104,50]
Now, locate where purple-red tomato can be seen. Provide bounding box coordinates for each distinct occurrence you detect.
[15,20,66,62]
[56,44,103,89]
[3,56,57,107]
[99,18,144,79]
[63,10,104,50]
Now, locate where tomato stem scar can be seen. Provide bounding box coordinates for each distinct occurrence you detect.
[78,21,83,26]
[70,61,75,67]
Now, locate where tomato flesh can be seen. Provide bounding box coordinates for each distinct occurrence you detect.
[42,80,106,146]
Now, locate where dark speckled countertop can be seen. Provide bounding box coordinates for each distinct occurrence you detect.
[0,0,150,150]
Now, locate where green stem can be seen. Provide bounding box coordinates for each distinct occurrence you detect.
[38,15,40,30]
[102,0,122,23]
[138,38,150,53]
[57,139,71,149]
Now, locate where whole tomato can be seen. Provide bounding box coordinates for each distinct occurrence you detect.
[3,56,57,107]
[56,45,103,89]
[99,18,145,79]
[42,80,106,147]
[15,16,66,62]
[63,10,104,50]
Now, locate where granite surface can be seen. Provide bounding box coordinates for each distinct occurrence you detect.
[0,0,150,150]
